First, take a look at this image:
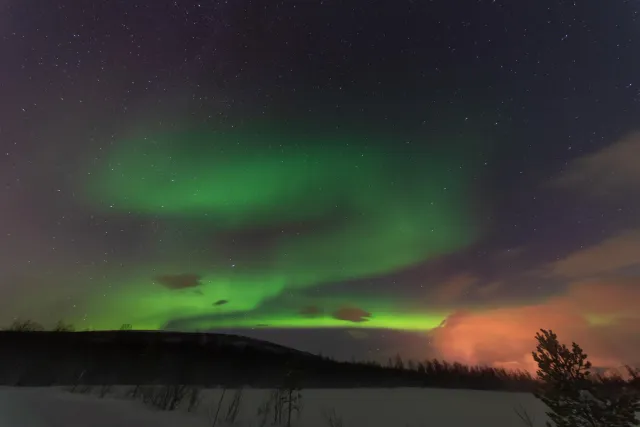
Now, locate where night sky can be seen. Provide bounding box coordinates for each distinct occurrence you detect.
[1,0,639,371]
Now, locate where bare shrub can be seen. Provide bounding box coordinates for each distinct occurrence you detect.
[224,388,244,424]
[187,386,202,412]
[282,370,303,427]
[322,407,344,427]
[256,391,274,427]
[282,387,303,427]
[139,386,156,405]
[513,403,536,427]
[141,384,189,411]
[210,388,228,427]
[257,388,295,427]
[271,389,286,426]
[5,319,44,331]
[77,385,93,395]
[99,384,113,398]
[258,377,303,427]
[53,320,75,332]
[127,384,142,399]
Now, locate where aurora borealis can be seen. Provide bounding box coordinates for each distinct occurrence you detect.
[2,0,640,371]
[81,126,478,331]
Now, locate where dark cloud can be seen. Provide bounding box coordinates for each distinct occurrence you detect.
[213,299,229,306]
[332,306,371,323]
[154,274,202,290]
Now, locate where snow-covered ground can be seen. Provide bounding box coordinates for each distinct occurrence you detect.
[0,386,553,427]
[0,387,204,427]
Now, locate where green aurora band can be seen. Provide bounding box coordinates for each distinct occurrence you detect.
[83,127,482,331]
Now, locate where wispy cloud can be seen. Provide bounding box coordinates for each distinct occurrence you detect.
[546,229,640,278]
[474,280,504,296]
[429,273,477,304]
[553,132,640,196]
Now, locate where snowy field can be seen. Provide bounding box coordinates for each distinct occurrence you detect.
[0,386,554,427]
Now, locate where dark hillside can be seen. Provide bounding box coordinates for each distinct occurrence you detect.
[0,330,536,391]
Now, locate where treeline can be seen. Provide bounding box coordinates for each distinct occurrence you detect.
[1,320,637,396]
[0,319,536,391]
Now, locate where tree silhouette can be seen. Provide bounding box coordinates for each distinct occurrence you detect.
[5,319,44,331]
[53,320,75,332]
[532,329,639,427]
